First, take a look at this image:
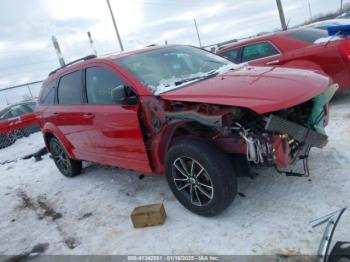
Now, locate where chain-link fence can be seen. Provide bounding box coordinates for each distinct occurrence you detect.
[0,120,40,150]
[0,80,43,107]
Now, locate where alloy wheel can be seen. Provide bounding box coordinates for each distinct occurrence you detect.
[51,142,69,173]
[172,156,214,207]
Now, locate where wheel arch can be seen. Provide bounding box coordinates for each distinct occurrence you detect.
[156,120,219,167]
[42,123,76,159]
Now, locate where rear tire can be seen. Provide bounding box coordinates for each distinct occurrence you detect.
[49,137,82,177]
[7,131,18,145]
[165,137,237,217]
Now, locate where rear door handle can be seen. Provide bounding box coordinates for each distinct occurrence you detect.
[266,60,280,65]
[83,113,95,119]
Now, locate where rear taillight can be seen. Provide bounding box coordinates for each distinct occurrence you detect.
[339,40,350,62]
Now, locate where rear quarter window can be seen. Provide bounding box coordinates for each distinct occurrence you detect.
[287,29,329,43]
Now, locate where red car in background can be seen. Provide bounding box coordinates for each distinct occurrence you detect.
[0,101,39,148]
[216,28,350,91]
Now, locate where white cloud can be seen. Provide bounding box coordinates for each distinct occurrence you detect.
[45,0,143,36]
[0,42,7,52]
[0,0,343,89]
[200,22,221,34]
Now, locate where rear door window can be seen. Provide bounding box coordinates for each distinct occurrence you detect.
[58,71,83,105]
[39,79,57,105]
[220,48,241,63]
[242,42,280,62]
[85,67,125,104]
[10,105,28,117]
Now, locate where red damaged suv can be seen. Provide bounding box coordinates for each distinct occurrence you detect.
[37,45,337,216]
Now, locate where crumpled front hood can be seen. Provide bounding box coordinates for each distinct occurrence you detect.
[160,66,332,114]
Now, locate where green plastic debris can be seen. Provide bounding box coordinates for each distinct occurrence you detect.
[308,84,338,135]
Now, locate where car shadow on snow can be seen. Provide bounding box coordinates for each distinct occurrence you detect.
[76,160,306,219]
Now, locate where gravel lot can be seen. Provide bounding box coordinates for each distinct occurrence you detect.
[0,93,349,257]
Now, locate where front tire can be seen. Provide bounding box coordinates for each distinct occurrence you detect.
[49,137,82,177]
[165,137,237,217]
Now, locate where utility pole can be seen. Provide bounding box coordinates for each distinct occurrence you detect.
[341,0,343,13]
[308,0,312,21]
[51,36,65,67]
[194,19,202,47]
[106,0,124,51]
[87,31,97,55]
[275,0,287,31]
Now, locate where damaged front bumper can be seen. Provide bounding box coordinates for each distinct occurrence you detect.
[236,84,338,170]
[265,114,328,148]
[265,83,338,149]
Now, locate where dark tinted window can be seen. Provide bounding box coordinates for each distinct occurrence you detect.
[10,105,29,117]
[287,29,328,43]
[25,102,36,111]
[86,67,124,104]
[220,48,241,63]
[40,79,57,105]
[0,110,13,120]
[242,42,279,62]
[58,71,82,105]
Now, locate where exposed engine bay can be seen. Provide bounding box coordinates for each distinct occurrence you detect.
[160,84,338,177]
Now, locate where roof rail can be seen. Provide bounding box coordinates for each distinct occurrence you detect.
[48,54,97,76]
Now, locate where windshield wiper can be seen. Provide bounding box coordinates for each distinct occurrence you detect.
[174,70,219,86]
[203,59,225,65]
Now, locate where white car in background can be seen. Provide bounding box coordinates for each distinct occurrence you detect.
[337,12,350,19]
[305,18,350,30]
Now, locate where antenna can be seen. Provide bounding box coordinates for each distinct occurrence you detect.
[194,19,202,47]
[87,31,97,55]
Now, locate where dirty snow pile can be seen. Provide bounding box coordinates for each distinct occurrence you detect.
[0,132,44,164]
[0,94,349,257]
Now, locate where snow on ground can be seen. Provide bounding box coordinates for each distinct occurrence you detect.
[0,132,44,164]
[0,94,349,257]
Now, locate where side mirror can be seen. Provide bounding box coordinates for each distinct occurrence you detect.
[111,85,138,105]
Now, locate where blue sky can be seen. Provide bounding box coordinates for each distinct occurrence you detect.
[0,0,346,89]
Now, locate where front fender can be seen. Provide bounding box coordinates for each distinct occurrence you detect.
[150,121,189,175]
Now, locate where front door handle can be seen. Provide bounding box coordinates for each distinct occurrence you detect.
[83,113,95,119]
